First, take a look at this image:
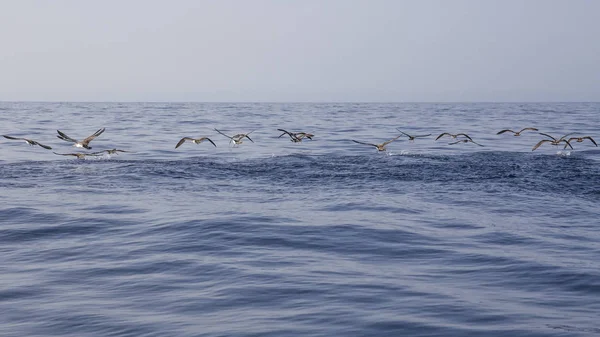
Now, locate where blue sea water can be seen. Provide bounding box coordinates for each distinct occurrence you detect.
[1,102,599,337]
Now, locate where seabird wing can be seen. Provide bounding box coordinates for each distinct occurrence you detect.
[382,135,401,146]
[352,140,377,148]
[175,137,192,148]
[496,129,515,135]
[456,133,473,140]
[32,141,52,150]
[532,139,549,151]
[584,136,598,146]
[203,137,217,147]
[56,130,78,143]
[2,135,24,141]
[519,127,538,133]
[214,128,234,140]
[435,133,450,140]
[562,139,573,150]
[82,128,105,145]
[538,132,556,141]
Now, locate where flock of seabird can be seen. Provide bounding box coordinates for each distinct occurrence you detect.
[1,126,597,158]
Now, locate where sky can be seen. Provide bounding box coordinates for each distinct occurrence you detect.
[1,0,599,102]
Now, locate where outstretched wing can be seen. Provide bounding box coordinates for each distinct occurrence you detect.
[2,135,25,141]
[396,129,412,138]
[455,133,473,141]
[81,128,105,145]
[435,133,451,140]
[32,141,52,150]
[532,139,550,151]
[244,134,254,143]
[519,127,538,133]
[470,140,484,147]
[558,133,574,141]
[175,137,192,148]
[277,129,293,138]
[413,133,431,138]
[561,139,573,150]
[448,140,462,145]
[214,128,233,140]
[56,130,79,143]
[496,129,515,135]
[538,132,556,141]
[203,137,217,147]
[352,140,377,148]
[52,152,76,157]
[584,136,598,147]
[382,135,401,146]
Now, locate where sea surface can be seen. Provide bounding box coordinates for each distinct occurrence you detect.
[1,102,599,337]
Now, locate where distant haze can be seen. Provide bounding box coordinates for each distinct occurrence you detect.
[1,0,599,102]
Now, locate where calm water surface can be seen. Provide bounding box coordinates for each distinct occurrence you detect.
[1,102,599,336]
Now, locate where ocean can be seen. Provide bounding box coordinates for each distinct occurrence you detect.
[1,102,599,336]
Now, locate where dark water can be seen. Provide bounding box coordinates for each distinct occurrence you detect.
[1,102,599,336]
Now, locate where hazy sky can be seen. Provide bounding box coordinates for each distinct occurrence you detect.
[1,0,599,102]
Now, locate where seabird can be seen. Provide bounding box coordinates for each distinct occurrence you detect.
[277,129,302,142]
[214,129,254,146]
[396,129,431,142]
[351,135,401,151]
[91,149,132,155]
[2,135,52,149]
[532,133,574,151]
[52,152,101,159]
[449,139,484,146]
[56,128,105,149]
[564,136,597,149]
[435,133,473,141]
[497,127,538,136]
[175,137,217,149]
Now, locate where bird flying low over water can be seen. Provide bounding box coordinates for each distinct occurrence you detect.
[449,139,484,146]
[277,129,314,142]
[214,129,254,146]
[56,128,105,149]
[564,136,597,149]
[351,135,401,151]
[52,152,101,159]
[435,133,472,141]
[175,137,216,149]
[532,133,574,151]
[277,129,302,142]
[91,149,133,155]
[396,129,431,142]
[2,135,52,149]
[497,127,538,136]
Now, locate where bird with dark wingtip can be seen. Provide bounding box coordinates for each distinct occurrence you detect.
[497,127,538,136]
[52,152,102,159]
[214,129,254,146]
[449,139,484,146]
[435,132,473,141]
[3,135,52,150]
[563,136,597,149]
[396,129,431,142]
[56,128,105,149]
[91,149,133,155]
[532,133,574,151]
[351,135,401,151]
[175,137,216,149]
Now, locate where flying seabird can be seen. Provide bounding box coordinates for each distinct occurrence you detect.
[435,133,473,141]
[277,129,302,142]
[496,127,538,136]
[449,139,484,146]
[56,128,105,149]
[532,133,574,151]
[52,152,101,159]
[175,137,217,149]
[91,149,133,155]
[396,129,431,142]
[214,129,254,146]
[564,136,597,149]
[351,135,401,151]
[2,135,52,150]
